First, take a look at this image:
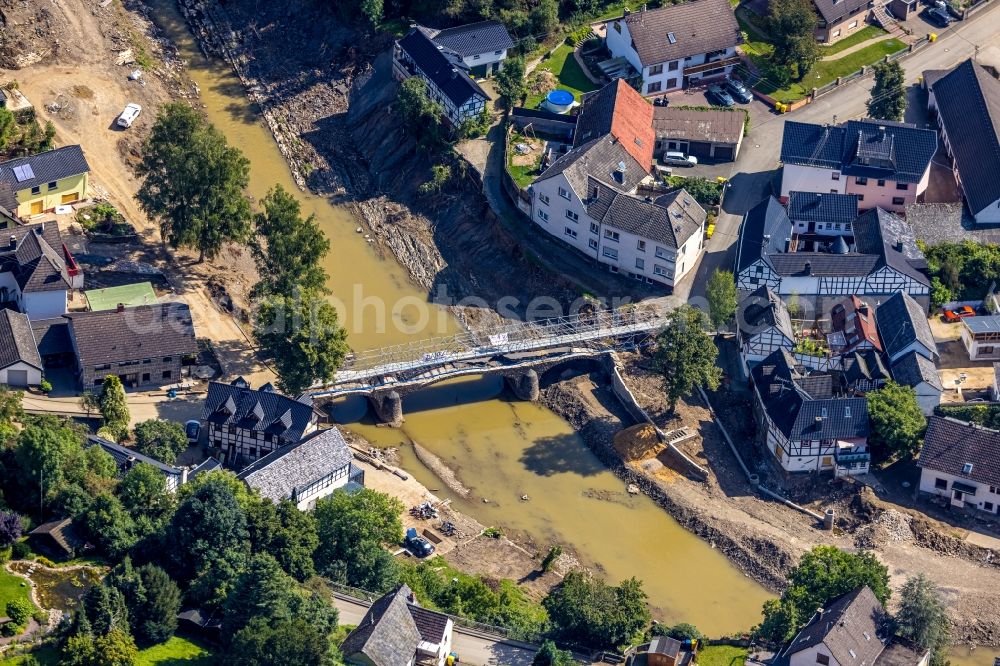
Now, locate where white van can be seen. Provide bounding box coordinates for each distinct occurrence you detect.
[117,103,142,128]
[662,151,698,167]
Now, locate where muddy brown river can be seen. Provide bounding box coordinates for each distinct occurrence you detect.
[147,0,772,635]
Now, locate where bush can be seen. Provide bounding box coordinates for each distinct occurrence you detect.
[11,540,30,560]
[31,608,48,624]
[6,599,33,625]
[39,380,52,394]
[0,546,9,563]
[566,26,594,46]
[36,556,56,568]
[483,527,503,538]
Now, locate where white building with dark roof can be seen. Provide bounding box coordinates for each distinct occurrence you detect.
[0,221,81,320]
[737,286,795,371]
[0,308,42,387]
[86,434,188,492]
[918,416,1000,514]
[874,292,937,365]
[342,585,454,666]
[417,21,514,78]
[959,315,1000,361]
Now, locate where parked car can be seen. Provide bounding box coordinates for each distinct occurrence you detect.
[724,78,753,103]
[653,96,670,107]
[662,151,698,167]
[707,85,736,107]
[923,6,953,27]
[943,305,976,322]
[404,527,435,557]
[184,420,201,444]
[117,103,142,128]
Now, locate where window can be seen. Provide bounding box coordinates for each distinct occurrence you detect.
[590,222,600,234]
[855,176,868,185]
[649,64,664,75]
[558,187,570,200]
[47,180,58,190]
[162,370,172,380]
[637,239,646,251]
[817,655,830,666]
[849,19,859,27]
[877,179,886,187]
[163,356,173,363]
[647,81,662,94]
[654,264,668,277]
[604,229,620,242]
[473,54,480,60]
[832,29,841,37]
[95,364,111,371]
[826,222,833,230]
[495,50,502,55]
[142,358,152,364]
[834,223,842,230]
[265,433,273,443]
[564,226,578,238]
[668,60,679,71]
[935,478,948,490]
[538,209,549,222]
[94,378,103,386]
[991,486,998,494]
[613,21,622,33]
[655,246,669,259]
[31,186,40,195]
[666,78,678,89]
[830,189,838,194]
[892,197,905,205]
[856,195,864,201]
[986,502,995,512]
[589,238,599,249]
[831,172,840,181]
[636,258,645,270]
[566,210,579,221]
[896,183,909,190]
[602,247,618,260]
[539,193,550,205]
[142,372,150,383]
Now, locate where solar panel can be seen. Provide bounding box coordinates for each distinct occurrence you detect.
[12,164,34,182]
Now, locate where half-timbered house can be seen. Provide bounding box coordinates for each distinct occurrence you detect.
[828,296,882,355]
[737,286,795,371]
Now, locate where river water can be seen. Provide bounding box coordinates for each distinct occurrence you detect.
[146,0,772,636]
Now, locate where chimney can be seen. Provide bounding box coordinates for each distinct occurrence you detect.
[117,303,125,313]
[804,261,812,275]
[126,455,137,470]
[7,235,14,250]
[895,239,904,252]
[35,222,44,234]
[817,607,825,620]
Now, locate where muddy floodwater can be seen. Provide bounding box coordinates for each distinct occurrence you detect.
[950,647,1000,666]
[146,0,772,636]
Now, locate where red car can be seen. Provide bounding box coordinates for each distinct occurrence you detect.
[943,306,976,322]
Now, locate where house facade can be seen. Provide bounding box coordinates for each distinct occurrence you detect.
[342,585,454,666]
[0,222,80,320]
[203,378,319,467]
[0,308,42,387]
[737,286,795,371]
[86,435,188,492]
[889,351,942,415]
[604,0,741,96]
[393,28,490,125]
[811,0,875,44]
[960,315,1000,361]
[0,145,90,217]
[780,120,937,214]
[418,21,514,77]
[918,416,1000,514]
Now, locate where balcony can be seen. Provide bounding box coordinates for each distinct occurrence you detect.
[835,451,870,477]
[683,55,741,75]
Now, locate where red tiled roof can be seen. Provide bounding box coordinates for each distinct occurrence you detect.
[575,80,654,170]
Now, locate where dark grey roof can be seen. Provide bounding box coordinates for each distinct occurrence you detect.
[650,637,682,657]
[788,192,859,225]
[768,252,879,277]
[0,182,17,212]
[874,641,929,666]
[851,208,929,285]
[780,120,937,184]
[427,20,513,57]
[597,186,706,248]
[784,587,888,666]
[890,351,942,391]
[614,0,741,67]
[28,518,84,557]
[409,605,450,643]
[752,350,869,441]
[397,29,489,109]
[919,416,1000,489]
[964,315,1000,334]
[841,350,890,387]
[875,292,936,361]
[735,197,792,272]
[85,434,183,477]
[929,59,1000,217]
[813,0,870,24]
[30,318,72,356]
[189,457,221,480]
[0,145,90,193]
[0,308,40,371]
[237,427,352,503]
[341,586,421,666]
[536,135,648,198]
[65,303,198,366]
[203,379,315,443]
[0,222,70,293]
[738,286,794,340]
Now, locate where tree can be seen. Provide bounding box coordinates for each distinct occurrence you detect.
[93,630,139,666]
[653,305,722,411]
[136,102,251,261]
[99,376,130,442]
[251,185,330,297]
[540,545,562,573]
[867,382,926,460]
[495,56,527,107]
[132,420,187,465]
[224,618,331,666]
[755,546,890,643]
[767,0,819,79]
[14,417,88,510]
[707,269,738,329]
[0,510,22,548]
[266,500,319,581]
[530,0,559,35]
[0,385,24,424]
[222,553,297,638]
[543,571,650,650]
[254,290,349,396]
[81,494,136,560]
[652,622,705,642]
[396,78,444,150]
[360,0,383,26]
[117,463,172,523]
[867,61,906,122]
[533,640,575,666]
[313,488,404,587]
[418,164,454,195]
[81,584,130,636]
[79,390,100,420]
[895,574,950,666]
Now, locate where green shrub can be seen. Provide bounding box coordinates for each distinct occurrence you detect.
[36,556,56,568]
[566,26,594,45]
[39,380,52,394]
[31,608,49,624]
[483,526,503,539]
[6,599,32,625]
[0,546,9,563]
[11,540,30,560]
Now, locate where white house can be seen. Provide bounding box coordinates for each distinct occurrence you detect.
[959,315,1000,361]
[393,27,490,126]
[0,222,79,320]
[737,286,795,371]
[86,434,189,493]
[237,427,363,511]
[604,0,741,96]
[780,120,937,214]
[418,21,514,78]
[889,351,942,415]
[919,416,1000,514]
[0,308,42,387]
[342,585,455,666]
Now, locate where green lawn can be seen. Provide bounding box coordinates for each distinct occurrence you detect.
[0,568,34,616]
[819,25,888,56]
[593,1,645,22]
[136,636,214,666]
[736,10,774,58]
[698,645,749,666]
[525,43,600,108]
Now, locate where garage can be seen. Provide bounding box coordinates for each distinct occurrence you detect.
[5,369,28,387]
[0,309,43,388]
[652,106,745,164]
[689,141,713,158]
[714,146,735,161]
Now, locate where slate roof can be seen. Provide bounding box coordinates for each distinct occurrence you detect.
[203,379,315,443]
[0,145,90,194]
[890,351,943,391]
[65,303,197,366]
[341,585,421,666]
[652,106,744,145]
[738,286,794,340]
[752,349,869,441]
[85,434,184,477]
[784,587,888,666]
[397,28,490,109]
[840,349,889,388]
[28,518,84,558]
[768,252,879,277]
[426,20,514,57]
[851,208,929,284]
[735,196,793,273]
[614,0,741,67]
[409,605,450,643]
[189,457,222,480]
[0,308,41,370]
[780,120,937,184]
[928,59,1000,217]
[237,427,353,503]
[0,222,70,293]
[30,318,72,356]
[574,79,655,169]
[919,416,1000,488]
[788,192,860,225]
[535,135,648,197]
[595,186,706,248]
[875,292,936,362]
[0,182,17,212]
[813,0,871,24]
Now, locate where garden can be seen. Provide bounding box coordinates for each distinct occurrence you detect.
[0,635,214,665]
[507,131,546,189]
[524,43,600,109]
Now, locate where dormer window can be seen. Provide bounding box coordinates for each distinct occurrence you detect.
[963,462,974,474]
